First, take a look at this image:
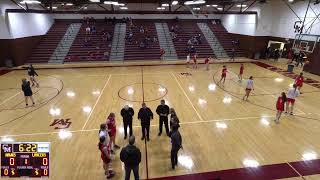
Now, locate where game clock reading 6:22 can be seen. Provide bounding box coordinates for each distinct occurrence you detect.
[1,142,50,178]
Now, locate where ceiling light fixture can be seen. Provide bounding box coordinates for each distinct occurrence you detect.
[104,1,125,6]
[120,7,128,10]
[236,4,247,8]
[20,0,41,4]
[157,7,166,10]
[66,3,73,6]
[89,0,100,2]
[172,0,179,5]
[184,0,206,5]
[162,3,170,7]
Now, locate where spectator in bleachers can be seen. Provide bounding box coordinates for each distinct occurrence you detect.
[127,31,133,44]
[139,26,144,33]
[104,51,109,59]
[102,32,106,41]
[104,17,108,24]
[146,35,151,44]
[90,17,96,24]
[85,26,91,35]
[83,16,88,24]
[91,25,97,34]
[83,37,91,47]
[170,26,175,32]
[187,39,192,46]
[170,32,177,41]
[175,24,179,32]
[106,32,112,41]
[196,34,202,44]
[112,17,116,25]
[153,36,158,43]
[140,41,146,49]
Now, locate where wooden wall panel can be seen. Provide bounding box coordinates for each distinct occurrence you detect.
[0,39,10,67]
[0,36,43,66]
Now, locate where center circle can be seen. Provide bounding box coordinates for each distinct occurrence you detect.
[118,83,168,102]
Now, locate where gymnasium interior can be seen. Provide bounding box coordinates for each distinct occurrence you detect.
[0,0,320,179]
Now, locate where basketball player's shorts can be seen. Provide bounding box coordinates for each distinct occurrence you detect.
[287,98,295,104]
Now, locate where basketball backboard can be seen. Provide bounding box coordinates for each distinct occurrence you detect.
[293,34,320,53]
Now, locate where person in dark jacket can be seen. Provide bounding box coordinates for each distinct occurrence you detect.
[120,136,141,180]
[170,124,182,170]
[138,103,153,141]
[156,100,170,136]
[121,105,135,139]
[169,108,179,129]
[27,64,39,87]
[21,78,35,106]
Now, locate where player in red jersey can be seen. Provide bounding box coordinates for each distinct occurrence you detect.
[98,136,115,179]
[238,64,244,82]
[295,72,304,94]
[204,57,211,70]
[192,54,198,69]
[218,65,228,84]
[106,113,120,153]
[274,92,287,124]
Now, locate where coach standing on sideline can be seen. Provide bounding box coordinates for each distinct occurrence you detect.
[138,103,153,141]
[121,105,134,139]
[156,99,170,136]
[120,136,141,180]
[170,124,182,170]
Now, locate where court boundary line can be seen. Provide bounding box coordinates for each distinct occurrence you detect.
[141,66,150,180]
[171,72,204,121]
[286,162,306,180]
[0,91,22,106]
[0,75,64,127]
[81,75,111,130]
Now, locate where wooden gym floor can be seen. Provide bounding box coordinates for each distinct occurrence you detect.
[1,59,320,180]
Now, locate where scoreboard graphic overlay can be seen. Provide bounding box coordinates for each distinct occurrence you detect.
[1,142,50,178]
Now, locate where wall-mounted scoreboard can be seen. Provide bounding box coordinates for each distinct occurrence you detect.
[0,142,50,178]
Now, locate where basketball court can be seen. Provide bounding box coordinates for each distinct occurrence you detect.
[1,60,320,179]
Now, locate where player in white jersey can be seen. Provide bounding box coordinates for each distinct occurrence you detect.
[186,54,190,68]
[243,76,254,101]
[285,84,300,115]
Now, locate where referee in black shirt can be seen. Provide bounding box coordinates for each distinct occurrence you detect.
[156,99,170,136]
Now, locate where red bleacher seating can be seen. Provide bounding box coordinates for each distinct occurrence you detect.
[207,22,246,57]
[26,22,70,63]
[65,22,114,62]
[167,21,216,59]
[124,21,160,60]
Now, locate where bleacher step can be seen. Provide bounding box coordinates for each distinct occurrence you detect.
[197,23,229,59]
[49,23,82,63]
[155,23,178,61]
[110,23,126,61]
